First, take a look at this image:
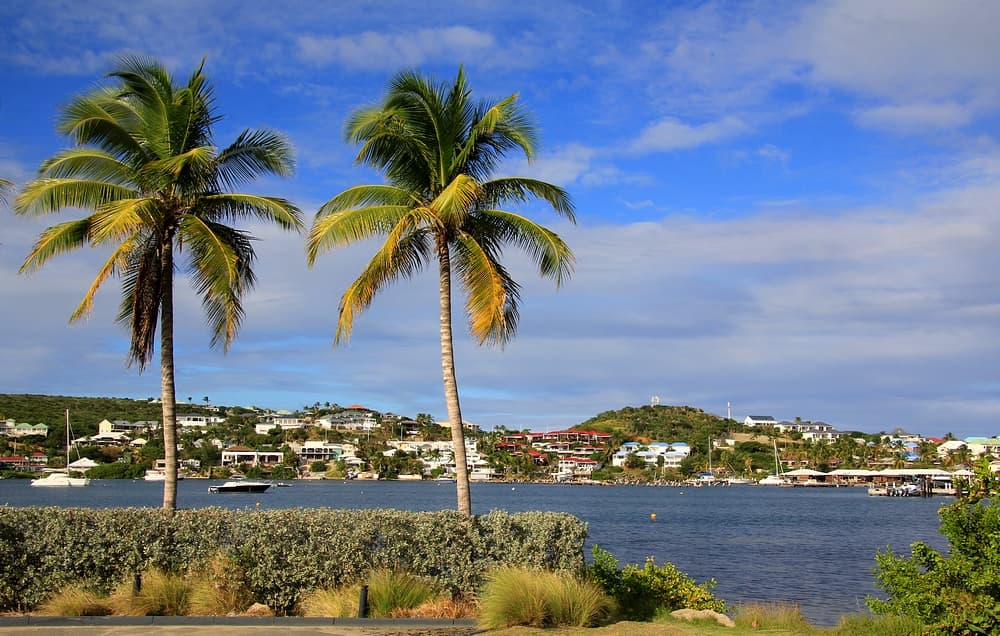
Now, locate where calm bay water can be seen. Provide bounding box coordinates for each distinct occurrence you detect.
[0,479,946,625]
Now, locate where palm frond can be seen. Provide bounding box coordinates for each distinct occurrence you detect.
[116,235,164,369]
[0,178,12,205]
[59,90,145,160]
[18,218,93,273]
[89,198,159,244]
[430,174,479,228]
[335,230,430,344]
[38,148,133,184]
[480,177,576,221]
[198,193,302,230]
[452,231,520,346]
[306,202,418,265]
[141,146,216,185]
[180,217,256,351]
[216,129,295,189]
[71,237,137,322]
[14,178,135,217]
[472,208,575,287]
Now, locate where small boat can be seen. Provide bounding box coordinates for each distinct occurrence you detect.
[208,480,271,493]
[759,474,791,486]
[32,410,90,488]
[31,471,89,487]
[758,440,791,486]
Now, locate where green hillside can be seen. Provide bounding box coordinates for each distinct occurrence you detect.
[577,404,740,449]
[0,394,165,437]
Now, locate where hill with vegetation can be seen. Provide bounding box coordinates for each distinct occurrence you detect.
[579,405,737,441]
[0,394,166,436]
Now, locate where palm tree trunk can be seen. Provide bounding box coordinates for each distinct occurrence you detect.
[159,240,178,511]
[437,236,471,515]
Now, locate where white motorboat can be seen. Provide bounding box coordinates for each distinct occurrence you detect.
[31,471,90,487]
[208,480,272,493]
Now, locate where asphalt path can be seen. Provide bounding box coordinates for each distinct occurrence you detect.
[0,617,480,636]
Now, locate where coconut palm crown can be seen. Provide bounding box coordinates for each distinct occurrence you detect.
[307,68,575,514]
[15,56,302,509]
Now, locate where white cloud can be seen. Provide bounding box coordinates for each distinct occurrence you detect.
[296,26,495,69]
[803,0,1000,104]
[629,116,748,153]
[757,144,789,163]
[854,102,975,133]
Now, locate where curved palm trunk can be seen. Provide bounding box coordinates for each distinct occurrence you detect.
[159,241,178,511]
[437,236,471,515]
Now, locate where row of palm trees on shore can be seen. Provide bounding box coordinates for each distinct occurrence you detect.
[8,56,575,514]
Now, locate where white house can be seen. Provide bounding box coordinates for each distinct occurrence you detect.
[744,415,777,427]
[220,446,283,467]
[9,422,49,437]
[318,407,379,432]
[177,414,225,428]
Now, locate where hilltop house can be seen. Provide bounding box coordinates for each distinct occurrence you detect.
[744,415,777,428]
[177,414,225,429]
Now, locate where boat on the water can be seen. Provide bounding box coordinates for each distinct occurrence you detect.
[31,409,90,488]
[208,480,271,493]
[31,471,89,487]
[757,440,791,486]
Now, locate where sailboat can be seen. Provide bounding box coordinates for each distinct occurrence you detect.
[758,440,790,486]
[31,409,91,487]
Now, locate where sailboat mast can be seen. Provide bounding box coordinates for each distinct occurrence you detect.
[65,409,70,469]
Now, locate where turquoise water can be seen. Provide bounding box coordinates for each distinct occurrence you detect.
[0,479,946,625]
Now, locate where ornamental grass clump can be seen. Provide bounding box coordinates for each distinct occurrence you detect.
[299,586,359,618]
[108,569,191,616]
[479,566,612,629]
[366,569,440,617]
[733,602,812,631]
[187,552,254,615]
[37,584,111,616]
[300,569,441,618]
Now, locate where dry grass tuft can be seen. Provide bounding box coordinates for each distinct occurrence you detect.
[733,601,812,631]
[37,584,111,616]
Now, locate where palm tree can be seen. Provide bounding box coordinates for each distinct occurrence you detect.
[0,178,12,204]
[15,56,301,509]
[307,68,574,514]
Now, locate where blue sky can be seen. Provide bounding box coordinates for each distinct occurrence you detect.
[2,1,999,438]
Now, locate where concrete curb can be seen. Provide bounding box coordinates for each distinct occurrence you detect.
[0,616,479,628]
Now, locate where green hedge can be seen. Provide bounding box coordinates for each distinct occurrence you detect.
[0,507,587,613]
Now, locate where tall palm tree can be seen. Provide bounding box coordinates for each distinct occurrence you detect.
[307,68,575,514]
[15,56,301,509]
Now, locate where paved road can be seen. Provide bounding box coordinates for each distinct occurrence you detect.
[0,617,481,636]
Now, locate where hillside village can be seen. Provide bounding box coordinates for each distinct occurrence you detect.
[1,397,999,484]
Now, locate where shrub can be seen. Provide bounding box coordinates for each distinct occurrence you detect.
[833,613,925,636]
[587,544,724,621]
[0,507,587,613]
[37,584,111,616]
[479,566,612,629]
[869,461,1000,634]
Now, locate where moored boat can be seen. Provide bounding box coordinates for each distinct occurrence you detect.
[31,471,90,487]
[208,480,271,493]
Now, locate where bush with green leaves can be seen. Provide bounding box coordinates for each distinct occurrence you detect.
[587,544,725,620]
[869,461,1000,635]
[0,507,586,614]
